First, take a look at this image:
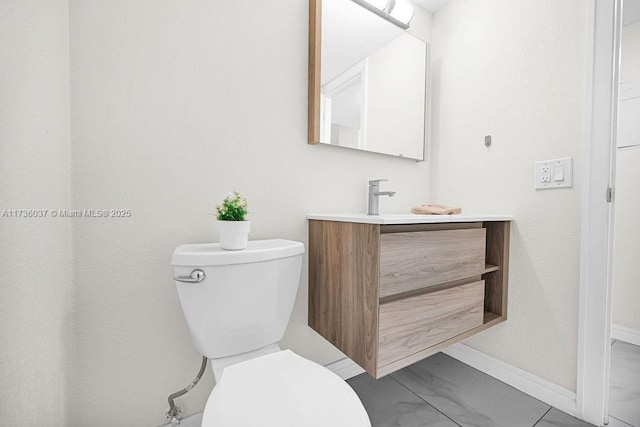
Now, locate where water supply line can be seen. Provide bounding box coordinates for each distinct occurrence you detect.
[166,356,208,425]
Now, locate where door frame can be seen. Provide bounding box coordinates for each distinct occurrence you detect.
[576,0,622,425]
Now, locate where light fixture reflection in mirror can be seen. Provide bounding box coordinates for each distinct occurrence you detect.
[308,0,429,161]
[362,0,387,10]
[389,0,415,24]
[353,0,415,29]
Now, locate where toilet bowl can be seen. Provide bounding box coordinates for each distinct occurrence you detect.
[203,350,370,427]
[171,239,371,427]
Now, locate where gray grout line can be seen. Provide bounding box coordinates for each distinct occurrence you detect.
[531,407,552,427]
[388,374,463,427]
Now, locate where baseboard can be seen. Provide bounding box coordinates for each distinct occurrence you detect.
[612,324,640,346]
[325,357,366,380]
[442,344,577,417]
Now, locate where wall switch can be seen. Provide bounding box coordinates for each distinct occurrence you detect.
[535,158,573,189]
[554,165,565,181]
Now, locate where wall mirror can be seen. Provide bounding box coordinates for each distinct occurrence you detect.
[308,0,429,161]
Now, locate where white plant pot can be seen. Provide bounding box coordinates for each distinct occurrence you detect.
[217,220,250,250]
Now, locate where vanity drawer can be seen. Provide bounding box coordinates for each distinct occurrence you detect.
[377,280,485,368]
[379,228,486,298]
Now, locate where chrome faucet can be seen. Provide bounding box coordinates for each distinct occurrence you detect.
[368,179,396,216]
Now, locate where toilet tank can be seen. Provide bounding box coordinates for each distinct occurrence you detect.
[171,239,305,359]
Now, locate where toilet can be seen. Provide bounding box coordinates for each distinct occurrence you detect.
[171,239,371,427]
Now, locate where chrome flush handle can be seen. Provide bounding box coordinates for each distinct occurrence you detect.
[174,269,206,283]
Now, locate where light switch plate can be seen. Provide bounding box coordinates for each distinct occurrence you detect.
[535,158,573,189]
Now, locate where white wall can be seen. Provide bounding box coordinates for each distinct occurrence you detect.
[430,0,587,391]
[612,21,640,334]
[68,1,430,424]
[0,0,73,425]
[620,20,640,82]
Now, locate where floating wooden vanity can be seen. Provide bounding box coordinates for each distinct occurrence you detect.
[307,214,512,378]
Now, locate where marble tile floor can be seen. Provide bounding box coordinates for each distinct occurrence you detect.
[348,347,639,427]
[609,341,640,427]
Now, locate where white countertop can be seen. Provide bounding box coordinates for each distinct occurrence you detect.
[307,213,514,225]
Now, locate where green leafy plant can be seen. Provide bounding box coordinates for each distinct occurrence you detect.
[215,191,248,221]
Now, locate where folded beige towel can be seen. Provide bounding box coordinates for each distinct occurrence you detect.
[411,204,462,215]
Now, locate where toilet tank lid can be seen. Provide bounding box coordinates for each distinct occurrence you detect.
[171,239,305,267]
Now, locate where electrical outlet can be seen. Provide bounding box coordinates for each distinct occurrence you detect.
[535,158,573,189]
[541,165,551,183]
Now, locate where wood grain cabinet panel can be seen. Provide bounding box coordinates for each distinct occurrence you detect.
[308,220,380,374]
[308,219,511,378]
[378,280,484,368]
[379,229,486,298]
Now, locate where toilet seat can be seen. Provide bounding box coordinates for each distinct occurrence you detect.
[202,350,371,427]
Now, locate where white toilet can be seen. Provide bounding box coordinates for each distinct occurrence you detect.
[171,239,371,427]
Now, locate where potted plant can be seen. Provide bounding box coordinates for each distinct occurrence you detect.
[215,191,250,250]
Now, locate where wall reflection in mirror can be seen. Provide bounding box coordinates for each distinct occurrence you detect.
[319,0,429,161]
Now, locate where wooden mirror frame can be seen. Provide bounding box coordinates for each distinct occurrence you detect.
[308,0,322,145]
